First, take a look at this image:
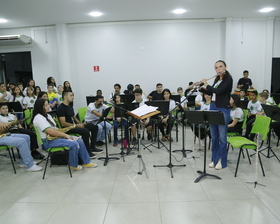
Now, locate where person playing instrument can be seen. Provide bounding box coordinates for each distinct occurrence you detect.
[84,95,113,146]
[148,83,163,101]
[228,94,244,134]
[158,88,176,142]
[237,70,254,92]
[112,93,129,147]
[32,98,97,171]
[56,90,102,158]
[23,87,37,110]
[0,103,44,159]
[131,88,153,144]
[247,90,261,121]
[200,60,233,170]
[0,126,43,171]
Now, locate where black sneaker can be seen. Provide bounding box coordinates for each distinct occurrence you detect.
[147,133,152,140]
[91,148,104,154]
[88,152,97,159]
[132,137,137,145]
[31,150,45,160]
[96,141,105,146]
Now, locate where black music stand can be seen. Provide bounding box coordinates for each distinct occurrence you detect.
[98,107,120,166]
[86,96,96,105]
[185,110,223,183]
[145,101,170,151]
[258,104,280,162]
[271,93,280,105]
[120,94,135,104]
[170,95,181,103]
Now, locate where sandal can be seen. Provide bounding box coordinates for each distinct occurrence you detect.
[166,135,173,142]
[161,136,166,142]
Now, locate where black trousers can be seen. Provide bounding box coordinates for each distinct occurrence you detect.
[158,117,175,136]
[271,122,280,138]
[67,123,98,152]
[10,128,39,151]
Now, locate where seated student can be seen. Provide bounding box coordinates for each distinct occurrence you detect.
[131,88,153,144]
[239,89,249,109]
[158,89,176,142]
[112,93,129,147]
[109,84,122,103]
[56,90,102,158]
[262,89,275,105]
[56,85,64,105]
[23,79,36,96]
[177,87,188,109]
[228,94,244,134]
[237,70,254,92]
[134,84,140,90]
[190,91,212,143]
[23,87,37,110]
[8,83,16,94]
[46,77,57,93]
[148,83,163,101]
[96,89,102,96]
[47,84,58,110]
[84,95,113,146]
[63,81,73,92]
[38,91,52,111]
[123,84,134,95]
[244,92,270,140]
[0,83,12,102]
[185,81,199,97]
[17,82,24,93]
[247,90,260,121]
[0,103,44,159]
[10,86,25,109]
[0,124,42,172]
[34,86,42,98]
[32,99,97,171]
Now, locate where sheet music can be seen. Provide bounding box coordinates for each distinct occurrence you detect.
[130,104,158,117]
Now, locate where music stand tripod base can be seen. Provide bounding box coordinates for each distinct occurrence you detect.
[194,170,222,183]
[127,154,148,178]
[98,156,120,166]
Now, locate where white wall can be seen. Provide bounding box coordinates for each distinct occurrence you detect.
[0,18,279,111]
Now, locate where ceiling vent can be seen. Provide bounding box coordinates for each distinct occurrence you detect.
[0,35,32,45]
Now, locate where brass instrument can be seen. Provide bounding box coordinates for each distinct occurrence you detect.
[0,117,30,136]
[46,117,76,141]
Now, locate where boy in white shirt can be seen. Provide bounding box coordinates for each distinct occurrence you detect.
[247,90,261,121]
[0,83,12,102]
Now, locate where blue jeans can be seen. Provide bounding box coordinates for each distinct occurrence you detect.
[42,137,91,168]
[1,134,34,169]
[113,119,129,141]
[209,103,230,168]
[96,121,112,142]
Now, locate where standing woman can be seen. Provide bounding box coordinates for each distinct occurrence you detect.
[63,81,73,92]
[46,77,57,93]
[32,98,97,170]
[200,60,233,170]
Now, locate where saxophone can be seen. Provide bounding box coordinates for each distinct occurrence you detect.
[46,118,76,141]
[0,117,30,137]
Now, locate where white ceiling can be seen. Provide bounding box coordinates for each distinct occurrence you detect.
[0,0,280,29]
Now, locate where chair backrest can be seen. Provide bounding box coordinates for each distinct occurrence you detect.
[251,115,271,141]
[78,107,87,122]
[33,125,44,145]
[24,109,33,125]
[241,109,249,129]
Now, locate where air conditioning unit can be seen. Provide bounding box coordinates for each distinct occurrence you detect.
[0,35,32,45]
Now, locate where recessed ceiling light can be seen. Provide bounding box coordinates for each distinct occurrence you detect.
[89,11,103,17]
[259,7,274,13]
[0,18,8,23]
[172,9,186,14]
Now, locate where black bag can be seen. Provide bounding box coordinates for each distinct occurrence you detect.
[50,151,82,165]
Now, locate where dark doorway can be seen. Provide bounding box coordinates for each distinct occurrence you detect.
[0,51,33,86]
[271,58,280,93]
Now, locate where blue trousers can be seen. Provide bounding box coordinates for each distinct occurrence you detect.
[209,103,230,168]
[43,137,91,168]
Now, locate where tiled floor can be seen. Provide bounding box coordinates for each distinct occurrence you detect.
[1,126,280,224]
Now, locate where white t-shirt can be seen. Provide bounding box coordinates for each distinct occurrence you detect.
[257,102,270,116]
[230,107,244,122]
[46,85,58,93]
[57,93,63,104]
[211,79,223,102]
[180,95,188,107]
[85,102,109,124]
[33,114,57,139]
[200,102,211,111]
[169,99,176,112]
[23,96,37,108]
[247,100,261,114]
[195,94,203,103]
[266,97,274,105]
[9,95,25,109]
[132,97,147,107]
[0,91,12,102]
[0,113,19,129]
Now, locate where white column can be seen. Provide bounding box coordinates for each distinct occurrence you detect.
[264,17,275,91]
[225,18,233,70]
[55,23,71,85]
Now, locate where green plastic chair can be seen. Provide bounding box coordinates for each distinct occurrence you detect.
[227,115,271,177]
[33,126,72,179]
[24,109,33,126]
[77,107,87,122]
[0,144,17,174]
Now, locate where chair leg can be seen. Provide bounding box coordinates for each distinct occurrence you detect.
[43,151,51,179]
[246,149,251,164]
[7,148,16,174]
[64,150,72,178]
[235,148,243,177]
[176,123,178,142]
[258,153,265,176]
